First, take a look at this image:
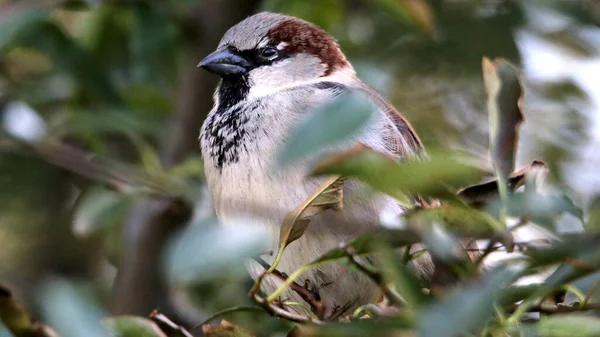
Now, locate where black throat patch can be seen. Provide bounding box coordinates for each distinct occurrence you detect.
[202,75,256,169]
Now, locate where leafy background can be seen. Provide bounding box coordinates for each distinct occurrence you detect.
[1,0,600,336]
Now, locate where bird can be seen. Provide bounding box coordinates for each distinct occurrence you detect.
[198,12,433,316]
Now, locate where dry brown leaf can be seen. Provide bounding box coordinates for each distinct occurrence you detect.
[482,57,525,183]
[202,319,255,337]
[458,160,548,208]
[270,175,345,271]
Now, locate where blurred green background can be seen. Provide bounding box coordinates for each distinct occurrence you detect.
[0,0,599,336]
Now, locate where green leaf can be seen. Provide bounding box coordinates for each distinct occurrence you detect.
[72,187,130,237]
[312,145,484,201]
[418,267,518,337]
[314,229,421,265]
[482,57,524,182]
[537,315,600,337]
[407,205,501,237]
[277,90,375,166]
[104,316,167,337]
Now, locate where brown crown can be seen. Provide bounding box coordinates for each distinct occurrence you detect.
[268,18,349,76]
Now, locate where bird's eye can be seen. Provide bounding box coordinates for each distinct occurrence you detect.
[260,47,279,60]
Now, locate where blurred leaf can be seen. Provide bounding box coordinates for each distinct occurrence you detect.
[408,205,501,237]
[166,218,266,284]
[62,109,161,138]
[0,285,59,337]
[419,222,466,263]
[7,19,120,103]
[543,31,597,58]
[527,236,599,269]
[278,90,375,166]
[72,187,130,237]
[122,84,172,115]
[314,229,420,265]
[59,0,93,11]
[312,145,483,201]
[586,197,600,232]
[418,267,518,337]
[527,237,600,295]
[496,284,541,308]
[536,315,600,337]
[373,0,435,33]
[482,57,524,185]
[378,244,427,307]
[301,317,413,337]
[569,272,600,304]
[78,2,130,72]
[263,0,344,30]
[104,316,167,337]
[458,160,548,208]
[272,175,344,270]
[130,3,179,87]
[38,280,108,337]
[0,6,49,49]
[168,156,204,178]
[128,134,162,175]
[202,320,255,337]
[496,192,584,229]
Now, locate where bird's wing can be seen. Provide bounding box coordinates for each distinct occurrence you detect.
[314,80,423,158]
[357,83,424,158]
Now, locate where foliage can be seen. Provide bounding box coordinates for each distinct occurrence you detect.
[1,1,600,337]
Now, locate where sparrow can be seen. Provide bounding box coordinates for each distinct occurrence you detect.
[198,12,433,315]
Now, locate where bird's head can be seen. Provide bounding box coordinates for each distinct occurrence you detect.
[198,12,354,101]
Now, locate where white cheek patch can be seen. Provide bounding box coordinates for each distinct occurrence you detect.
[276,41,288,50]
[246,54,329,100]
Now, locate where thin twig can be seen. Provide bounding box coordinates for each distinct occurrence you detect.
[251,257,326,319]
[193,306,265,330]
[507,302,600,315]
[149,309,194,337]
[249,273,317,324]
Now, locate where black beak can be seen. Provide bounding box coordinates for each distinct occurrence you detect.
[198,48,252,76]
